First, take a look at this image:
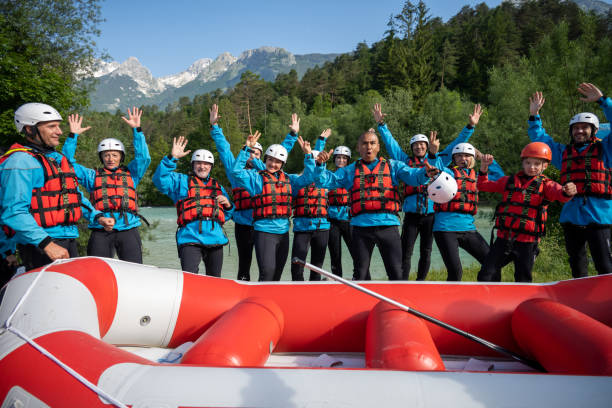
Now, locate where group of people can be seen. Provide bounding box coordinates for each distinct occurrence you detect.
[1,82,610,286]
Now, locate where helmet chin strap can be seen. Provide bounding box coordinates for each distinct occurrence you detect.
[26,126,54,151]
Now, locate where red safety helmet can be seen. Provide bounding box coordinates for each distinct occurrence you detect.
[520,142,552,161]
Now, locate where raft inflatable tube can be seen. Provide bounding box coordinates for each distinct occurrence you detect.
[1,257,611,407]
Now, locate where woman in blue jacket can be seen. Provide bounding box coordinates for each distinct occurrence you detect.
[153,136,234,276]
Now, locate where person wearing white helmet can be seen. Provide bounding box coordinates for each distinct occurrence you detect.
[0,103,114,270]
[153,136,234,276]
[430,141,500,281]
[209,104,302,280]
[232,131,317,281]
[314,128,440,281]
[373,103,486,281]
[60,107,151,263]
[528,83,612,277]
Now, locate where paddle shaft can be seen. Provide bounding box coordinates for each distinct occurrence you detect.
[292,258,545,372]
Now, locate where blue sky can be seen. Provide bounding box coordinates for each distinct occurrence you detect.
[98,0,503,77]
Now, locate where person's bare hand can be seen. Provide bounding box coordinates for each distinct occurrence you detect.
[424,161,440,178]
[297,136,311,155]
[480,154,494,173]
[209,104,221,125]
[469,104,483,127]
[429,131,440,154]
[372,103,386,124]
[289,113,300,134]
[216,195,231,208]
[320,128,332,139]
[316,149,333,165]
[121,107,142,128]
[171,136,191,159]
[245,130,261,149]
[5,254,18,268]
[563,182,577,196]
[578,83,604,103]
[43,241,70,261]
[98,217,115,231]
[530,92,545,116]
[68,114,91,135]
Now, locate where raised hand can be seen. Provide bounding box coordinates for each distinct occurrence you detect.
[578,83,604,103]
[316,149,333,165]
[529,92,545,116]
[297,135,312,155]
[289,113,300,134]
[424,161,440,178]
[320,128,332,139]
[429,131,440,154]
[480,154,494,173]
[121,106,142,128]
[372,103,386,124]
[171,136,191,159]
[209,104,221,125]
[245,130,261,149]
[563,182,577,196]
[68,114,91,135]
[469,104,483,127]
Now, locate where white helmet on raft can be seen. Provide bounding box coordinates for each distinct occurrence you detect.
[191,149,214,164]
[427,172,458,204]
[333,146,351,158]
[452,143,476,157]
[410,134,429,146]
[264,144,288,163]
[14,103,62,133]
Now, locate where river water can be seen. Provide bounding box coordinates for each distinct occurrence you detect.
[139,207,494,280]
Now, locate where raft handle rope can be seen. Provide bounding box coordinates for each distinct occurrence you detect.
[2,259,128,408]
[292,257,546,372]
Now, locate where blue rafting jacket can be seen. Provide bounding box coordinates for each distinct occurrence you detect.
[211,125,298,227]
[0,146,100,246]
[433,163,504,232]
[153,155,234,247]
[315,157,430,227]
[0,227,16,259]
[527,96,612,225]
[232,148,317,234]
[378,123,472,214]
[312,136,350,222]
[62,128,151,230]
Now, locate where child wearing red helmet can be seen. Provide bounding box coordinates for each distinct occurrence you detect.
[476,142,577,282]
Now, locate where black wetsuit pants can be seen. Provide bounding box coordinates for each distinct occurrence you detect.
[254,231,289,281]
[477,238,539,282]
[235,223,255,281]
[352,225,402,281]
[434,230,489,281]
[18,238,79,271]
[178,244,224,276]
[291,229,329,281]
[563,223,612,277]
[328,219,356,278]
[87,228,143,263]
[401,213,434,280]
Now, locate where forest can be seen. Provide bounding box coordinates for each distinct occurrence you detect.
[1,0,611,276]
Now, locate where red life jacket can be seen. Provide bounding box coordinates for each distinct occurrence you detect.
[434,167,478,215]
[91,167,138,215]
[560,141,612,199]
[1,225,15,239]
[176,175,225,229]
[0,143,82,228]
[328,188,349,207]
[350,158,401,216]
[253,171,292,220]
[403,157,428,196]
[293,184,328,218]
[232,187,254,211]
[493,173,550,242]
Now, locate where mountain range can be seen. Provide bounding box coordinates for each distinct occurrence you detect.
[86,47,339,112]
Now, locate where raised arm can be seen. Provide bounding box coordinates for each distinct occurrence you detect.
[438,104,482,165]
[527,92,564,169]
[374,103,410,162]
[123,107,151,183]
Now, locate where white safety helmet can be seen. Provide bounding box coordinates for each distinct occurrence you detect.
[427,172,458,204]
[333,145,351,158]
[14,103,62,133]
[452,143,476,157]
[569,112,599,131]
[410,134,429,146]
[97,138,125,154]
[253,142,263,152]
[191,149,214,165]
[311,150,320,160]
[264,144,288,163]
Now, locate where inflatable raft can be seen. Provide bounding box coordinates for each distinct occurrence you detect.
[1,257,611,407]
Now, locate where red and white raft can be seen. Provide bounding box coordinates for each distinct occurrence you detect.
[1,257,611,407]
